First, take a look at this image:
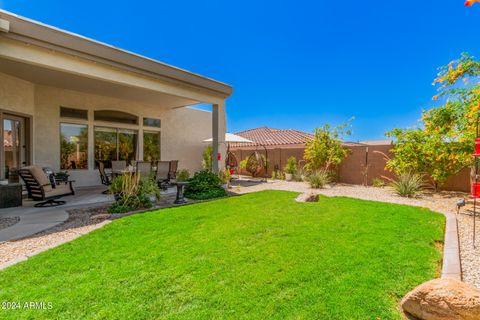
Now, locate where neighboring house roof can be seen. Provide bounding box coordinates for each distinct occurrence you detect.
[230,127,314,147]
[230,127,386,148]
[0,9,232,98]
[359,139,393,146]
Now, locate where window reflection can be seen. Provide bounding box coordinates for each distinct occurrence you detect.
[143,131,160,162]
[95,127,138,168]
[60,123,88,169]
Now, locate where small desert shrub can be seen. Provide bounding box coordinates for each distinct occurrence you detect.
[176,169,190,182]
[390,172,423,198]
[185,170,227,200]
[372,178,385,188]
[271,170,284,180]
[284,157,297,175]
[307,171,331,189]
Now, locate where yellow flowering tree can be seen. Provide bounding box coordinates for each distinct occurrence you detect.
[387,53,478,190]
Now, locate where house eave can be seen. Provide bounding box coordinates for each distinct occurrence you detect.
[0,9,233,99]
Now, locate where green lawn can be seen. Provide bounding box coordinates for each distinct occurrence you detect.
[0,191,444,319]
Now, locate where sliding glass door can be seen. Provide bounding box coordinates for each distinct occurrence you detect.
[3,116,26,182]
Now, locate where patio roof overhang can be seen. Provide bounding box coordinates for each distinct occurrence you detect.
[0,9,233,108]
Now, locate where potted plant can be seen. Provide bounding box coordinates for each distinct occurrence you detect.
[284,156,297,181]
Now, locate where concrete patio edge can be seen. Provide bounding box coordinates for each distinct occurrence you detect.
[441,211,462,281]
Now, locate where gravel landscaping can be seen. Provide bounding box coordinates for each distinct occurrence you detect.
[0,217,20,231]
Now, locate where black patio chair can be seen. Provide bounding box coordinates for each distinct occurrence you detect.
[96,160,111,194]
[18,165,75,207]
[155,161,171,190]
[169,160,178,180]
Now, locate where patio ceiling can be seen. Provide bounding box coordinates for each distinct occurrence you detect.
[0,57,200,108]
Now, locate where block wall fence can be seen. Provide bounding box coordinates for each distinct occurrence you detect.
[229,144,471,192]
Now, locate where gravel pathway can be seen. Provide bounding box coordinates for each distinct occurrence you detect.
[0,217,20,231]
[232,179,480,288]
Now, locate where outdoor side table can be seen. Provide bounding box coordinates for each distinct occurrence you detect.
[0,183,23,208]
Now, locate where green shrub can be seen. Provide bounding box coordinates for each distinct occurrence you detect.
[390,172,423,198]
[108,202,131,214]
[139,177,161,200]
[108,174,160,213]
[307,171,331,189]
[176,169,190,182]
[284,156,297,175]
[372,178,386,188]
[185,170,227,200]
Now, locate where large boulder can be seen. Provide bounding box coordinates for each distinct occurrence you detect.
[401,278,480,320]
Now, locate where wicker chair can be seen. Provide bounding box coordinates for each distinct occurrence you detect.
[18,165,75,207]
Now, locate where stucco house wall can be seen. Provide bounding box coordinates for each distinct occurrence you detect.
[1,72,212,186]
[32,85,212,186]
[0,72,35,115]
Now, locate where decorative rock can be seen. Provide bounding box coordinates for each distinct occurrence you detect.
[90,214,111,220]
[401,278,480,320]
[295,193,319,203]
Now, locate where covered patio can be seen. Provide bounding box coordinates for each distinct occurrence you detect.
[0,9,231,189]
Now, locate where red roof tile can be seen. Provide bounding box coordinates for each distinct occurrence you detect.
[230,127,314,147]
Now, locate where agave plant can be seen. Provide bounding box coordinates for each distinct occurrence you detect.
[390,172,424,198]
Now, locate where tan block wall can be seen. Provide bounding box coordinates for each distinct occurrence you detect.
[231,144,470,192]
[34,85,212,186]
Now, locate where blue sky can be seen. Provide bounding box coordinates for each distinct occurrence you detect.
[1,1,479,141]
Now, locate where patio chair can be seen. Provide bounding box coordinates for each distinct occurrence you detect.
[18,165,75,207]
[96,160,111,194]
[111,160,127,176]
[136,161,152,179]
[169,160,179,180]
[155,161,171,190]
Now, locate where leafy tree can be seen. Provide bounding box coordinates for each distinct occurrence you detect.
[387,53,478,190]
[303,121,352,173]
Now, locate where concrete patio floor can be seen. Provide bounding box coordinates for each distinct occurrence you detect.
[0,186,114,242]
